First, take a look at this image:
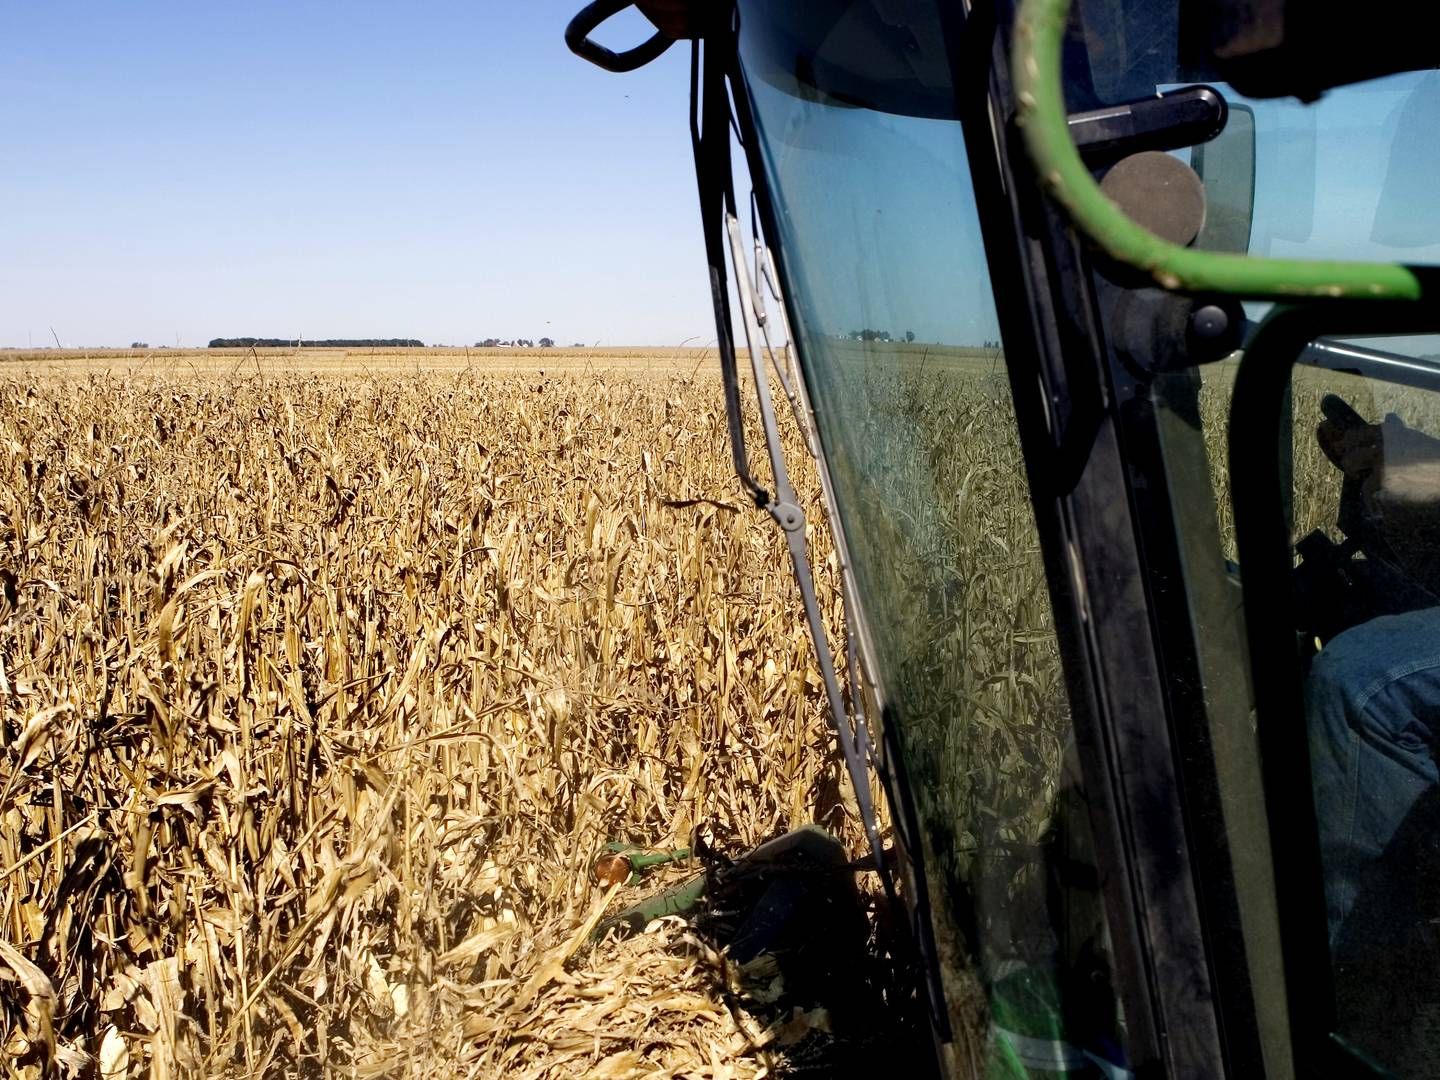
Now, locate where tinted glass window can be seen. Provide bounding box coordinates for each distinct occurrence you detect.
[737,3,1131,1073]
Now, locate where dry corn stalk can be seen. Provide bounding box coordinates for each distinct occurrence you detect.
[0,358,865,1078]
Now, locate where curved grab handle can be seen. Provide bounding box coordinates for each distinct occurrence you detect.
[566,0,674,73]
[1011,0,1423,300]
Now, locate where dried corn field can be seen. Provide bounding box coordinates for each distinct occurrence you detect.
[2,339,1417,1077]
[0,354,878,1078]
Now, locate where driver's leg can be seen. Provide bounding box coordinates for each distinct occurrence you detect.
[1306,606,1440,949]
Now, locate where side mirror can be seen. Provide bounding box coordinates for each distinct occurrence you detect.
[1371,72,1440,250]
[1190,102,1255,255]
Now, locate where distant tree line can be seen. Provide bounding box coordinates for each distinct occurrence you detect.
[847,328,917,343]
[207,338,424,348]
[475,338,555,348]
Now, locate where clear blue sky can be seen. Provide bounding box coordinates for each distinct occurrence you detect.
[6,6,1440,351]
[1,2,712,347]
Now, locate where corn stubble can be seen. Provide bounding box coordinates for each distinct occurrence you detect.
[0,367,867,1077]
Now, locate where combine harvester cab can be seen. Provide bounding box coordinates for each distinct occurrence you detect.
[569,0,1440,1075]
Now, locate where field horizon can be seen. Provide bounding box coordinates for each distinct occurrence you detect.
[0,341,1003,379]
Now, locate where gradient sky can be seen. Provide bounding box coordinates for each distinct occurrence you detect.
[1,2,713,348]
[5,6,1440,351]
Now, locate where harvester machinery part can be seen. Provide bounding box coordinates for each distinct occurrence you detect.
[564,0,674,73]
[591,842,693,887]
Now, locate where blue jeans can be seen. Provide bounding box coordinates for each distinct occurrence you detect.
[1307,607,1440,952]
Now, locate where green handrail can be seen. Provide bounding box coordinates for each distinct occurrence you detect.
[1010,0,1424,301]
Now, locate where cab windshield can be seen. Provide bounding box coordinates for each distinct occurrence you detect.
[738,2,1116,1072]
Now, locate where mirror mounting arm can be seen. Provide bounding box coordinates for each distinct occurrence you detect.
[1068,85,1228,166]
